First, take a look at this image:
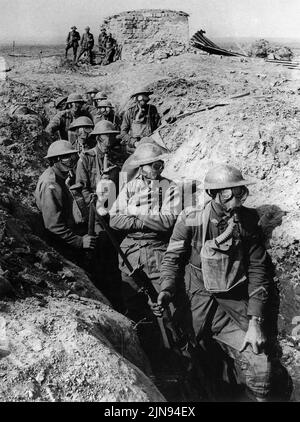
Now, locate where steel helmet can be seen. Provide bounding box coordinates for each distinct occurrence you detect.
[69,116,94,130]
[129,143,168,167]
[66,93,85,104]
[86,87,99,94]
[97,100,114,109]
[55,96,68,109]
[204,164,256,190]
[85,26,90,30]
[71,26,77,30]
[44,140,78,159]
[94,91,108,101]
[90,120,119,136]
[130,89,153,99]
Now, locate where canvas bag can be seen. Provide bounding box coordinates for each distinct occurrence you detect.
[200,202,247,293]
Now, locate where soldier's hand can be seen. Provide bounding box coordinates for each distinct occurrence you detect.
[239,318,266,354]
[82,235,97,250]
[149,291,172,317]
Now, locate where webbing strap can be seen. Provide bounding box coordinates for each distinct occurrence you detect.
[202,201,212,249]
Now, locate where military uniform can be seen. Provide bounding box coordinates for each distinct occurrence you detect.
[120,104,161,153]
[75,145,124,204]
[46,109,93,145]
[109,175,181,321]
[76,145,125,311]
[77,32,95,64]
[65,30,80,61]
[159,200,273,400]
[98,32,108,53]
[34,166,85,263]
[102,36,117,65]
[93,110,121,129]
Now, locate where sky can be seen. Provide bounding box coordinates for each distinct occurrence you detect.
[0,0,299,44]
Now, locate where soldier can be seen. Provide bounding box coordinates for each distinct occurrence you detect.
[54,95,68,111]
[93,100,121,129]
[102,33,117,65]
[76,26,95,65]
[98,27,108,53]
[120,90,161,154]
[76,120,124,205]
[35,140,96,263]
[65,26,80,61]
[156,164,276,401]
[109,143,181,323]
[68,116,95,153]
[76,120,125,311]
[85,87,99,106]
[46,93,93,144]
[94,91,108,106]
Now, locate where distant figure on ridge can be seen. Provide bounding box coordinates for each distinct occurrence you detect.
[65,26,80,62]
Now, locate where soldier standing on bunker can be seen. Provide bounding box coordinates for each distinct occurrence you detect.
[109,143,181,355]
[75,120,125,310]
[120,90,161,154]
[65,26,80,61]
[68,116,95,153]
[102,33,117,65]
[46,93,93,145]
[76,26,94,65]
[98,27,108,54]
[35,140,96,264]
[155,164,277,402]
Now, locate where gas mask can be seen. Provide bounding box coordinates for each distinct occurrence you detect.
[57,153,78,174]
[215,186,249,213]
[140,161,164,180]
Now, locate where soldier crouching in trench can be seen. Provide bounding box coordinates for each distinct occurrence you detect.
[152,164,291,402]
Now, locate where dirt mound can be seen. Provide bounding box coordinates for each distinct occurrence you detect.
[132,40,186,62]
[248,39,294,60]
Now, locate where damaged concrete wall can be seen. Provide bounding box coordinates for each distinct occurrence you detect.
[102,9,189,61]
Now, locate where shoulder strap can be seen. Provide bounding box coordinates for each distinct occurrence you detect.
[202,201,212,248]
[95,148,103,180]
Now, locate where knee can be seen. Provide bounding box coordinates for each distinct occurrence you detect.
[242,350,273,400]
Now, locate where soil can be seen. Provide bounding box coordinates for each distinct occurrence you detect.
[0,50,299,401]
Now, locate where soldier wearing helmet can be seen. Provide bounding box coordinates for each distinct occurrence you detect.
[76,26,94,65]
[65,26,80,62]
[76,120,125,204]
[34,140,96,260]
[76,120,125,311]
[46,93,93,144]
[94,99,121,129]
[93,91,108,108]
[68,116,95,153]
[98,27,108,55]
[120,89,161,154]
[85,87,99,106]
[54,95,68,111]
[157,164,277,401]
[109,143,181,343]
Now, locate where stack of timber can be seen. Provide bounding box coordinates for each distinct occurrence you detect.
[190,30,246,57]
[265,58,300,70]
